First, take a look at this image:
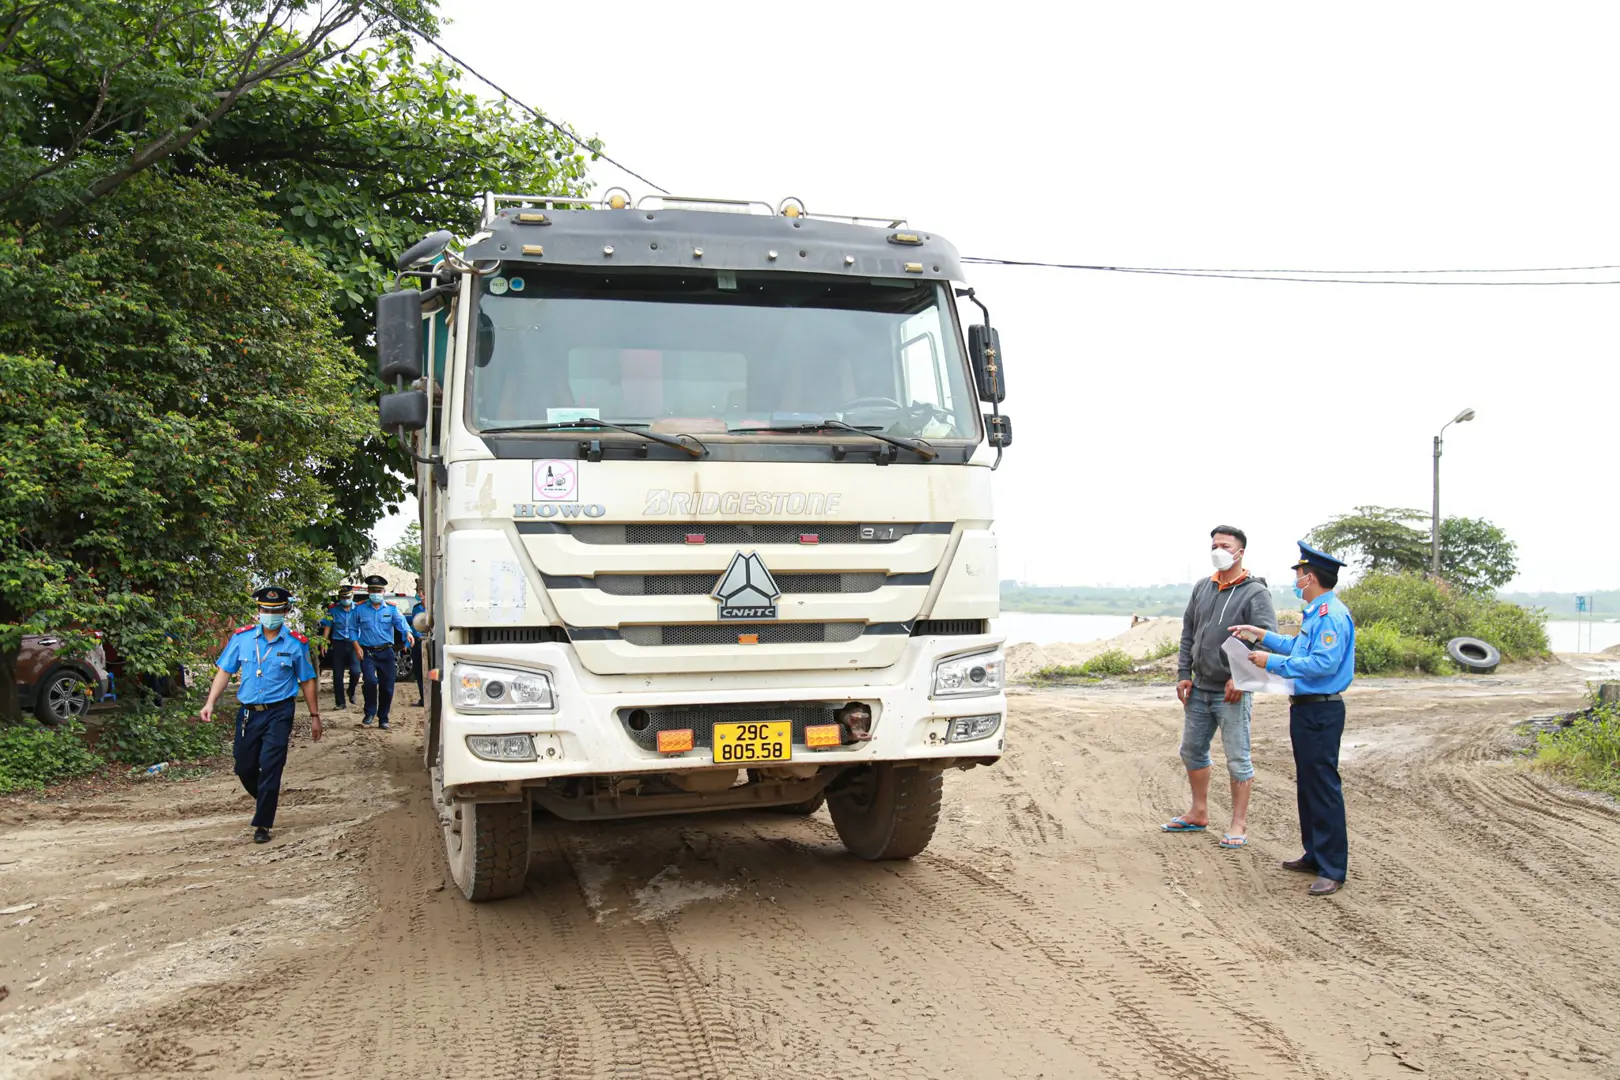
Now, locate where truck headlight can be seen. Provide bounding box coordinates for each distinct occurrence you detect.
[947,714,1002,743]
[466,734,538,761]
[931,650,1003,698]
[452,663,555,711]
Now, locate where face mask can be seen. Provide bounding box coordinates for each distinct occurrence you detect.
[259,613,284,630]
[341,599,352,609]
[369,594,383,606]
[1210,548,1236,572]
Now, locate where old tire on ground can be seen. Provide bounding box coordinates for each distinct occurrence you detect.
[34,667,91,726]
[445,798,531,902]
[1446,637,1501,675]
[828,764,943,860]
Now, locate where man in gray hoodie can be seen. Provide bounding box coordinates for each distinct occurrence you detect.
[1162,526,1277,848]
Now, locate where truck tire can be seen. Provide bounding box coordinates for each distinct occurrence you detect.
[1446,637,1501,675]
[828,764,943,861]
[445,799,531,902]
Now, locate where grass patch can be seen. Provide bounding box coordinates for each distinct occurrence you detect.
[1035,648,1138,681]
[1340,572,1549,666]
[1144,637,1179,662]
[1533,699,1620,797]
[0,722,105,794]
[95,702,229,766]
[1355,623,1453,676]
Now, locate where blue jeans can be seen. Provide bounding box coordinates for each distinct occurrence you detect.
[1180,688,1254,781]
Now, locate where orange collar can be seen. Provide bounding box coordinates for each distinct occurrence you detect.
[1210,569,1250,591]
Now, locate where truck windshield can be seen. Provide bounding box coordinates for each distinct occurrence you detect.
[469,269,978,443]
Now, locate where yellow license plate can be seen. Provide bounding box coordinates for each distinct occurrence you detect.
[712,720,792,765]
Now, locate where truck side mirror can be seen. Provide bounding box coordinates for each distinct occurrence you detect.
[377,290,423,381]
[396,229,455,271]
[967,325,1006,403]
[380,389,428,432]
[985,413,1012,448]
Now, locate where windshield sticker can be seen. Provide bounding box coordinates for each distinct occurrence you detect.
[643,490,843,516]
[533,459,578,502]
[546,406,601,424]
[488,276,509,295]
[508,277,526,292]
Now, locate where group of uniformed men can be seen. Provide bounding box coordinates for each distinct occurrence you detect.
[197,576,418,843]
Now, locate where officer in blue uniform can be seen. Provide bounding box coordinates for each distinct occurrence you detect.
[408,580,426,708]
[354,574,414,729]
[320,583,362,710]
[1230,541,1356,896]
[197,587,322,844]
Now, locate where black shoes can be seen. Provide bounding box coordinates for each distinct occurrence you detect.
[253,827,271,844]
[1308,876,1343,896]
[1281,857,1319,874]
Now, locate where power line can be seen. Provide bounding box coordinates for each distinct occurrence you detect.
[376,6,669,194]
[960,256,1620,285]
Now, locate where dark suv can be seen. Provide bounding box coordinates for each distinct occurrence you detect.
[17,633,110,725]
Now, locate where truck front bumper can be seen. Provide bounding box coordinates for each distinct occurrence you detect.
[436,634,1006,792]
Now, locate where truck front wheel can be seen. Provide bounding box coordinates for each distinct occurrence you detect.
[445,799,531,901]
[828,764,943,860]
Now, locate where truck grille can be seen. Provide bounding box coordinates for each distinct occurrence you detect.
[465,627,570,644]
[577,523,864,545]
[597,572,884,596]
[618,701,846,750]
[620,622,865,646]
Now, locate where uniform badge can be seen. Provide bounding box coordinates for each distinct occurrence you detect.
[1323,632,1336,647]
[1318,603,1329,617]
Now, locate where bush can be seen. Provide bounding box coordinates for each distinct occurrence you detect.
[1355,623,1453,675]
[0,722,105,794]
[96,705,229,766]
[1339,572,1549,662]
[1534,701,1620,797]
[1035,648,1138,681]
[1144,637,1179,662]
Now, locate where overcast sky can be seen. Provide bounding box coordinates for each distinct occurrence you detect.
[372,1,1618,593]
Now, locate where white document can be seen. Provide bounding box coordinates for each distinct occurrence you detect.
[1222,636,1296,695]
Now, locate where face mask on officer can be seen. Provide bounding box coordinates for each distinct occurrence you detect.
[1293,572,1311,601]
[259,613,285,630]
[341,598,353,609]
[369,593,383,606]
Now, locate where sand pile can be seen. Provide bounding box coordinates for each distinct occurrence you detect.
[1005,617,1182,681]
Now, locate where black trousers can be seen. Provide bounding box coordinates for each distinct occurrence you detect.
[361,646,397,722]
[409,638,423,699]
[234,699,295,829]
[328,639,360,707]
[1290,698,1348,882]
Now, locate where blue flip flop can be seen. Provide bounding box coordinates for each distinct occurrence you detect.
[1220,834,1248,849]
[1160,816,1207,833]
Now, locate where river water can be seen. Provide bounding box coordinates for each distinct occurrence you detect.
[992,611,1619,655]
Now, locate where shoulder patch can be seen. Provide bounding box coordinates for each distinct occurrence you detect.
[1318,603,1329,617]
[289,630,309,644]
[233,624,255,635]
[1323,632,1336,647]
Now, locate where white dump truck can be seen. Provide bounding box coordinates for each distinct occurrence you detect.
[375,191,1013,900]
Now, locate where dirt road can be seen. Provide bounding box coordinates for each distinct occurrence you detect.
[3,663,1619,1079]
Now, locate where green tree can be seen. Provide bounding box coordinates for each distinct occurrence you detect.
[385,521,422,577]
[0,172,371,723]
[1308,507,1518,593]
[1437,517,1518,593]
[1307,506,1431,574]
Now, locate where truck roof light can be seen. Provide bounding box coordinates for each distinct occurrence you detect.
[888,232,923,245]
[516,212,550,225]
[905,262,924,274]
[603,187,631,210]
[656,729,694,753]
[521,244,544,257]
[777,197,805,219]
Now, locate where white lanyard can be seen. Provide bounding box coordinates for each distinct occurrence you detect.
[254,633,265,678]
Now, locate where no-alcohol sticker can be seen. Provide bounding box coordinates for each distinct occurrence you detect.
[533,459,578,502]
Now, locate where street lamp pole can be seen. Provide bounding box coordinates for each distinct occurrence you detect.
[1432,407,1476,577]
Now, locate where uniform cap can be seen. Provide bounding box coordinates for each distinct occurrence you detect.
[363,574,388,590]
[336,584,355,597]
[1290,541,1346,573]
[253,585,292,611]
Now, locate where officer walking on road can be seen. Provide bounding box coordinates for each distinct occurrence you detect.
[197,587,323,844]
[355,574,414,730]
[1229,541,1356,896]
[320,584,362,710]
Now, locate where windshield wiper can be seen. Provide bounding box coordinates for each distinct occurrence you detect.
[478,419,707,457]
[728,419,936,462]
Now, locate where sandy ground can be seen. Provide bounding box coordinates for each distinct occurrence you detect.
[3,657,1620,1080]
